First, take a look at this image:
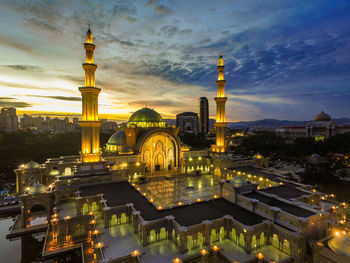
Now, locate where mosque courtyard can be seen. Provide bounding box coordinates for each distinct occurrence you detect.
[56,173,291,263]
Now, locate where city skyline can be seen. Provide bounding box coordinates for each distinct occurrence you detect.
[1,0,350,121]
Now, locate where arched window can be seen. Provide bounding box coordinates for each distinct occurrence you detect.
[64,167,72,176]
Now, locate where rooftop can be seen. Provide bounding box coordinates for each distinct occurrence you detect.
[80,182,264,226]
[261,184,310,200]
[243,191,316,218]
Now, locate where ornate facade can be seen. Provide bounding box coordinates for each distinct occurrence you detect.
[104,107,188,173]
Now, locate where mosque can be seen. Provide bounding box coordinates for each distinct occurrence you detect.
[277,111,350,139]
[8,28,350,263]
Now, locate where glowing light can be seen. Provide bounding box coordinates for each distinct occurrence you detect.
[173,258,182,263]
[88,211,94,216]
[93,230,99,235]
[150,198,154,202]
[65,216,71,220]
[212,245,219,251]
[198,157,202,160]
[90,220,96,224]
[312,189,316,193]
[25,187,30,191]
[200,249,208,256]
[257,252,264,259]
[213,195,218,199]
[178,202,182,206]
[136,162,140,166]
[335,231,340,236]
[131,250,140,257]
[96,242,103,248]
[189,157,193,161]
[158,206,162,210]
[196,198,201,202]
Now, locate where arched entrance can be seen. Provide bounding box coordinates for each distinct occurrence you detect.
[155,153,164,171]
[139,130,180,173]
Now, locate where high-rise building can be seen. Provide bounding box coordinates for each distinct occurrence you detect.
[0,107,18,131]
[198,97,209,134]
[176,112,199,134]
[79,26,102,163]
[212,53,228,153]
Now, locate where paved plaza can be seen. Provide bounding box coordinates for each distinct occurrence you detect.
[134,173,221,207]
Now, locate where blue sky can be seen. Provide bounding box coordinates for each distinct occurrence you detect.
[0,0,349,121]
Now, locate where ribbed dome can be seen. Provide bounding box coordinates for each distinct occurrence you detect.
[23,161,40,169]
[129,108,164,123]
[107,130,126,146]
[314,111,331,121]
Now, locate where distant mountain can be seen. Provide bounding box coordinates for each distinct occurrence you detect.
[227,118,350,129]
[165,117,350,130]
[228,119,306,129]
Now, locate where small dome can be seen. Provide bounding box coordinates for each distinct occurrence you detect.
[106,130,126,153]
[228,176,247,186]
[129,108,164,123]
[85,28,93,44]
[107,130,126,146]
[314,111,331,121]
[218,53,224,66]
[26,183,48,194]
[23,161,40,169]
[128,108,165,128]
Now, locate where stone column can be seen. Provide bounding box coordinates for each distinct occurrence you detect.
[133,211,141,234]
[202,220,212,246]
[103,207,111,228]
[250,199,259,213]
[245,233,252,254]
[75,197,82,215]
[178,226,187,253]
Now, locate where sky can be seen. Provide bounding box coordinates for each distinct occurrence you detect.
[0,0,350,122]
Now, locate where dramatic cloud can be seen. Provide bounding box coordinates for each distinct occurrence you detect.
[0,97,32,108]
[2,64,42,71]
[28,95,81,102]
[0,0,349,120]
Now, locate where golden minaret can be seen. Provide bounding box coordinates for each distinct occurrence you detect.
[79,26,101,163]
[212,53,227,153]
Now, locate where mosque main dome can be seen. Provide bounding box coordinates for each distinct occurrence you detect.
[314,111,331,121]
[128,108,165,128]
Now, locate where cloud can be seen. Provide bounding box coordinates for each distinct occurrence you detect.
[24,17,62,34]
[0,80,44,91]
[0,35,33,53]
[128,99,187,108]
[146,0,174,15]
[160,25,178,35]
[1,64,42,71]
[28,95,81,102]
[0,97,32,108]
[100,32,138,47]
[154,4,174,15]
